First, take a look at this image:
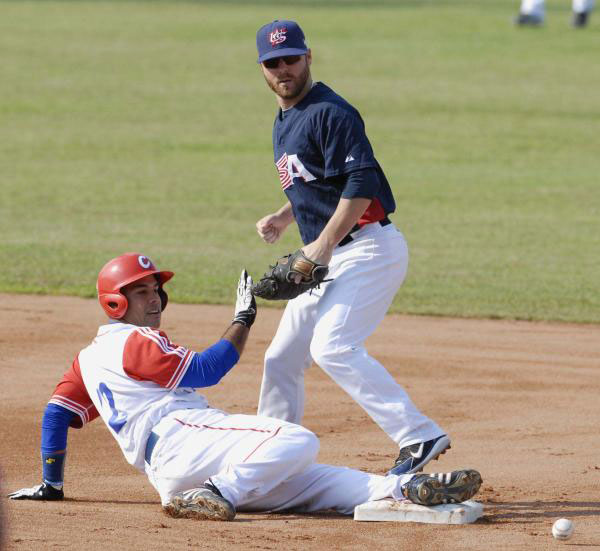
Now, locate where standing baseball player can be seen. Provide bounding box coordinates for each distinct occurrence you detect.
[254,20,450,477]
[7,253,482,519]
[515,0,594,26]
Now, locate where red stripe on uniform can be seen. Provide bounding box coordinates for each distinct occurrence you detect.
[173,418,283,463]
[137,327,186,358]
[242,426,282,462]
[49,397,89,424]
[174,417,274,434]
[168,349,195,389]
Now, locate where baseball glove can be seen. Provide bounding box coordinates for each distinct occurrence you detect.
[251,249,329,301]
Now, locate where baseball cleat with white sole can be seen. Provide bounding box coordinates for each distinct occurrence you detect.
[163,483,236,521]
[389,434,451,475]
[402,469,483,506]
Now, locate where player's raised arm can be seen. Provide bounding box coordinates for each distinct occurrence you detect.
[172,270,256,389]
[224,269,256,353]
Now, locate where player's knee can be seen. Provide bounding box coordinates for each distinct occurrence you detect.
[264,342,286,370]
[304,429,320,459]
[292,426,320,463]
[264,344,305,384]
[309,339,338,368]
[262,351,283,382]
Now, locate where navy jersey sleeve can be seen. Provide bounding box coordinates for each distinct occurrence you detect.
[316,105,379,178]
[340,167,381,200]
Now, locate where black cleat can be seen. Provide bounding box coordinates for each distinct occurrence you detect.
[572,11,590,27]
[389,434,451,475]
[402,469,483,506]
[514,13,544,26]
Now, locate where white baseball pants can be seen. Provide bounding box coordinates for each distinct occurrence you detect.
[520,0,594,17]
[257,223,445,448]
[144,408,411,513]
[573,0,594,12]
[520,0,545,17]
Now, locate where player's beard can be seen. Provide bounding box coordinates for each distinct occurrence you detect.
[266,60,311,101]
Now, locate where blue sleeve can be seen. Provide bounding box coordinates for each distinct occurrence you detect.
[340,167,381,200]
[178,339,240,388]
[41,403,75,487]
[317,106,378,178]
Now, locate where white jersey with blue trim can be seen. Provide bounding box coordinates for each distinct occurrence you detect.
[77,322,208,472]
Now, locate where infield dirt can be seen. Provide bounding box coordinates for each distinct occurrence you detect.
[2,294,599,550]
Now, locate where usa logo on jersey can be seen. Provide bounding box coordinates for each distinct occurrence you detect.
[276,153,292,189]
[270,27,287,46]
[276,153,316,190]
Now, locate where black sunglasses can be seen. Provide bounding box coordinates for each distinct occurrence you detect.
[262,55,302,69]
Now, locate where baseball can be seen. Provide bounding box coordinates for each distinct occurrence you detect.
[552,518,574,540]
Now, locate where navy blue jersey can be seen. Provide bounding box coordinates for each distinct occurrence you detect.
[272,82,396,245]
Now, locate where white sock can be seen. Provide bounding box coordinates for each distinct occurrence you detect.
[521,0,545,17]
[573,0,594,13]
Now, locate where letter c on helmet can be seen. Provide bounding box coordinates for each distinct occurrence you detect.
[96,252,174,319]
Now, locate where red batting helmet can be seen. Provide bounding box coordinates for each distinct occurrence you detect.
[97,253,174,319]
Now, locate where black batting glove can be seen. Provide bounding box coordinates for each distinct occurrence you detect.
[7,482,64,501]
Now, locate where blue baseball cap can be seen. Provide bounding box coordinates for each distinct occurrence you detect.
[256,20,309,64]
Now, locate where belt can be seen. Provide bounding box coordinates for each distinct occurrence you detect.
[145,431,160,465]
[338,217,391,248]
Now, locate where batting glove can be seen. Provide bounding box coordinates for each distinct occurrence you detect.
[8,482,64,501]
[232,269,257,328]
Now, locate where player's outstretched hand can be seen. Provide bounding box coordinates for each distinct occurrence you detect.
[232,269,257,328]
[8,482,64,501]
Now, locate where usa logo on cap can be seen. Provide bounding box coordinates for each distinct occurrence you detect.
[270,27,287,46]
[257,20,308,64]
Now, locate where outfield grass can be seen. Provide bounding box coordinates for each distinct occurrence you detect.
[1,0,599,322]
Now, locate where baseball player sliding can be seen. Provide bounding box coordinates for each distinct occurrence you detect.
[254,20,450,476]
[8,253,482,519]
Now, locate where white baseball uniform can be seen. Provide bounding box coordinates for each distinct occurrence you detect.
[50,322,413,512]
[259,81,446,451]
[258,223,445,448]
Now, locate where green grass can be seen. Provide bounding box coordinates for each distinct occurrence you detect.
[1,0,599,322]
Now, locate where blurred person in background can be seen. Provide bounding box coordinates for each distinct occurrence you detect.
[515,0,594,26]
